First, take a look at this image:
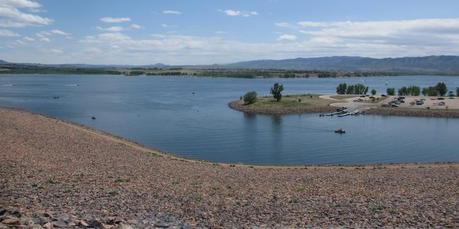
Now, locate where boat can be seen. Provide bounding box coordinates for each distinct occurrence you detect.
[334,129,346,134]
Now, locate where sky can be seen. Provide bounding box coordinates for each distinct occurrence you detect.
[1,0,459,65]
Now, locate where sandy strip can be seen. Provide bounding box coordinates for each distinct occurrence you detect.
[0,108,458,228]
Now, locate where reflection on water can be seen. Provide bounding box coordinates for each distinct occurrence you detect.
[0,74,458,165]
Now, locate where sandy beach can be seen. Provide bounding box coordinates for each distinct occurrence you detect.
[1,108,458,228]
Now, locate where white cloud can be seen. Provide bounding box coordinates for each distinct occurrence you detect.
[22,35,33,41]
[38,36,49,42]
[100,17,131,23]
[50,48,63,54]
[0,0,52,28]
[130,24,141,29]
[220,9,258,17]
[33,29,69,42]
[97,26,123,32]
[51,29,69,36]
[278,34,297,41]
[162,10,181,15]
[0,28,18,36]
[0,0,41,8]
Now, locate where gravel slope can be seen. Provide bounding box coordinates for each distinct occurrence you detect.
[0,108,458,228]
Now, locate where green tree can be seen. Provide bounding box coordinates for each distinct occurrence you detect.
[426,87,439,96]
[398,87,408,96]
[371,89,377,96]
[270,83,284,102]
[422,87,428,96]
[435,82,448,96]
[386,88,395,96]
[243,91,257,104]
[336,83,347,95]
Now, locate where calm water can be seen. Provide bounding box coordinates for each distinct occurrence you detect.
[1,74,458,165]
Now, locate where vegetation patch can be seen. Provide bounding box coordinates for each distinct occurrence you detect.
[230,94,338,115]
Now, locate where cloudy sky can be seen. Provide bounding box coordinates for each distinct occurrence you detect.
[1,0,459,65]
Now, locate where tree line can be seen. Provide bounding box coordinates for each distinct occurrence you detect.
[386,82,455,96]
[336,83,369,95]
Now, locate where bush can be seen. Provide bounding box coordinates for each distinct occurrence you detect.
[270,83,284,102]
[371,89,377,96]
[386,88,395,96]
[243,91,257,104]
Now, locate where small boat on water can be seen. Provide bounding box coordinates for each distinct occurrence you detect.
[334,129,346,134]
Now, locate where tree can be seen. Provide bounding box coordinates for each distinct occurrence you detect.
[386,88,395,96]
[364,86,369,95]
[435,82,448,96]
[371,89,377,96]
[425,86,439,96]
[398,87,407,96]
[457,87,459,97]
[422,87,428,96]
[270,83,284,102]
[243,91,257,104]
[336,83,347,95]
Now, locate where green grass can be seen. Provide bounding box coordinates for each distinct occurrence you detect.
[245,94,338,110]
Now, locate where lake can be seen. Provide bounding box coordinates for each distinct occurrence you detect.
[1,74,458,165]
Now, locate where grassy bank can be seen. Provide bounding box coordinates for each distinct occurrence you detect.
[229,94,339,115]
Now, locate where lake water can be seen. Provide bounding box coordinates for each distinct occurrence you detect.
[1,74,459,165]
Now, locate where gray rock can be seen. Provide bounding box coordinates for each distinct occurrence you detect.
[118,223,134,229]
[2,217,19,225]
[53,220,68,228]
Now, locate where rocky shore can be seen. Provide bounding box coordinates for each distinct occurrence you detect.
[1,108,458,228]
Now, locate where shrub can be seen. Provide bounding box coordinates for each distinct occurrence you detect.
[243,91,257,104]
[371,89,377,96]
[386,88,395,96]
[270,83,284,102]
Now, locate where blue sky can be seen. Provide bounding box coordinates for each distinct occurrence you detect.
[1,0,459,64]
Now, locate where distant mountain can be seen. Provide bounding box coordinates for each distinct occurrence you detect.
[2,56,459,75]
[224,56,459,74]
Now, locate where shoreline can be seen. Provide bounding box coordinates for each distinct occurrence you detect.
[1,107,458,227]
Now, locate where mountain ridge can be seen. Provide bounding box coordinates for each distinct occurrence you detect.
[1,56,459,75]
[222,55,459,74]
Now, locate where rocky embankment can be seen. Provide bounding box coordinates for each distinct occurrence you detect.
[1,108,458,228]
